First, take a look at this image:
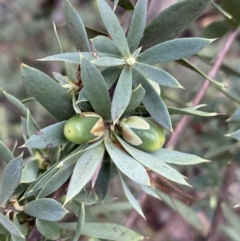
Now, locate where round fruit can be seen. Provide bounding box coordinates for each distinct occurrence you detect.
[119,116,165,152]
[63,112,105,144]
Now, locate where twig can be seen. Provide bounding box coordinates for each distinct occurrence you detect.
[125,29,239,229]
[207,162,237,241]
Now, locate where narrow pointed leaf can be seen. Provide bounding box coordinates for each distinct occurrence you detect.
[20,159,39,183]
[127,0,147,53]
[101,66,122,90]
[134,62,182,88]
[133,70,172,131]
[93,57,125,67]
[63,0,90,51]
[27,110,39,138]
[73,203,85,241]
[59,222,144,241]
[152,148,209,165]
[65,143,105,203]
[226,129,240,141]
[111,66,132,123]
[24,121,68,149]
[221,0,240,28]
[116,136,189,186]
[125,85,145,113]
[227,107,240,122]
[0,156,23,206]
[0,141,14,164]
[155,189,205,232]
[119,172,145,218]
[21,64,75,121]
[110,0,134,11]
[140,0,212,49]
[168,105,222,117]
[3,91,27,117]
[38,166,74,198]
[92,36,121,56]
[81,58,111,121]
[138,38,212,65]
[0,214,25,238]
[140,185,160,199]
[36,219,60,240]
[97,0,130,56]
[104,138,150,186]
[24,198,67,221]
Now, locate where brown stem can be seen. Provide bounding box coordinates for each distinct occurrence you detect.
[125,29,239,229]
[27,225,41,241]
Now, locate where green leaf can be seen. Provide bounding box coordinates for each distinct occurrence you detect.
[93,57,125,67]
[140,0,212,50]
[20,159,39,183]
[111,66,132,123]
[0,214,25,238]
[155,189,206,232]
[0,141,14,164]
[125,85,145,113]
[38,165,74,198]
[104,138,150,186]
[119,172,145,218]
[24,198,67,221]
[199,20,229,39]
[73,203,85,241]
[0,156,23,206]
[81,58,112,121]
[116,136,189,186]
[3,91,27,117]
[27,110,39,138]
[74,189,98,205]
[134,62,182,88]
[24,121,68,149]
[221,0,240,28]
[110,0,134,11]
[21,64,75,121]
[176,58,226,89]
[59,222,144,241]
[133,69,172,131]
[226,129,240,141]
[152,148,209,165]
[92,36,121,56]
[36,219,60,240]
[222,203,240,232]
[221,226,240,241]
[138,38,213,65]
[168,105,222,117]
[127,0,147,53]
[101,66,122,90]
[38,52,94,64]
[227,107,240,122]
[97,0,130,56]
[63,0,90,51]
[65,143,105,203]
[140,185,160,200]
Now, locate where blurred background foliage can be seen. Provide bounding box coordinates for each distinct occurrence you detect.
[1,0,240,240]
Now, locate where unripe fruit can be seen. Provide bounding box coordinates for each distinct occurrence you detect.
[63,112,105,144]
[119,116,165,152]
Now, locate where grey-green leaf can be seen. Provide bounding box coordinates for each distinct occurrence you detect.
[97,0,130,56]
[140,185,160,200]
[116,136,189,186]
[104,138,150,186]
[0,141,14,164]
[24,121,68,149]
[73,203,85,241]
[101,66,122,90]
[36,219,60,240]
[110,0,134,11]
[138,38,213,65]
[127,0,147,53]
[81,58,112,121]
[227,107,240,122]
[0,156,23,206]
[0,214,25,238]
[134,62,182,88]
[65,143,105,203]
[226,129,240,141]
[20,159,39,183]
[125,85,145,113]
[119,172,145,218]
[21,64,75,121]
[111,66,132,123]
[133,69,172,131]
[59,222,144,241]
[93,57,125,67]
[92,36,121,56]
[140,0,212,50]
[152,148,209,165]
[24,198,67,221]
[63,0,90,51]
